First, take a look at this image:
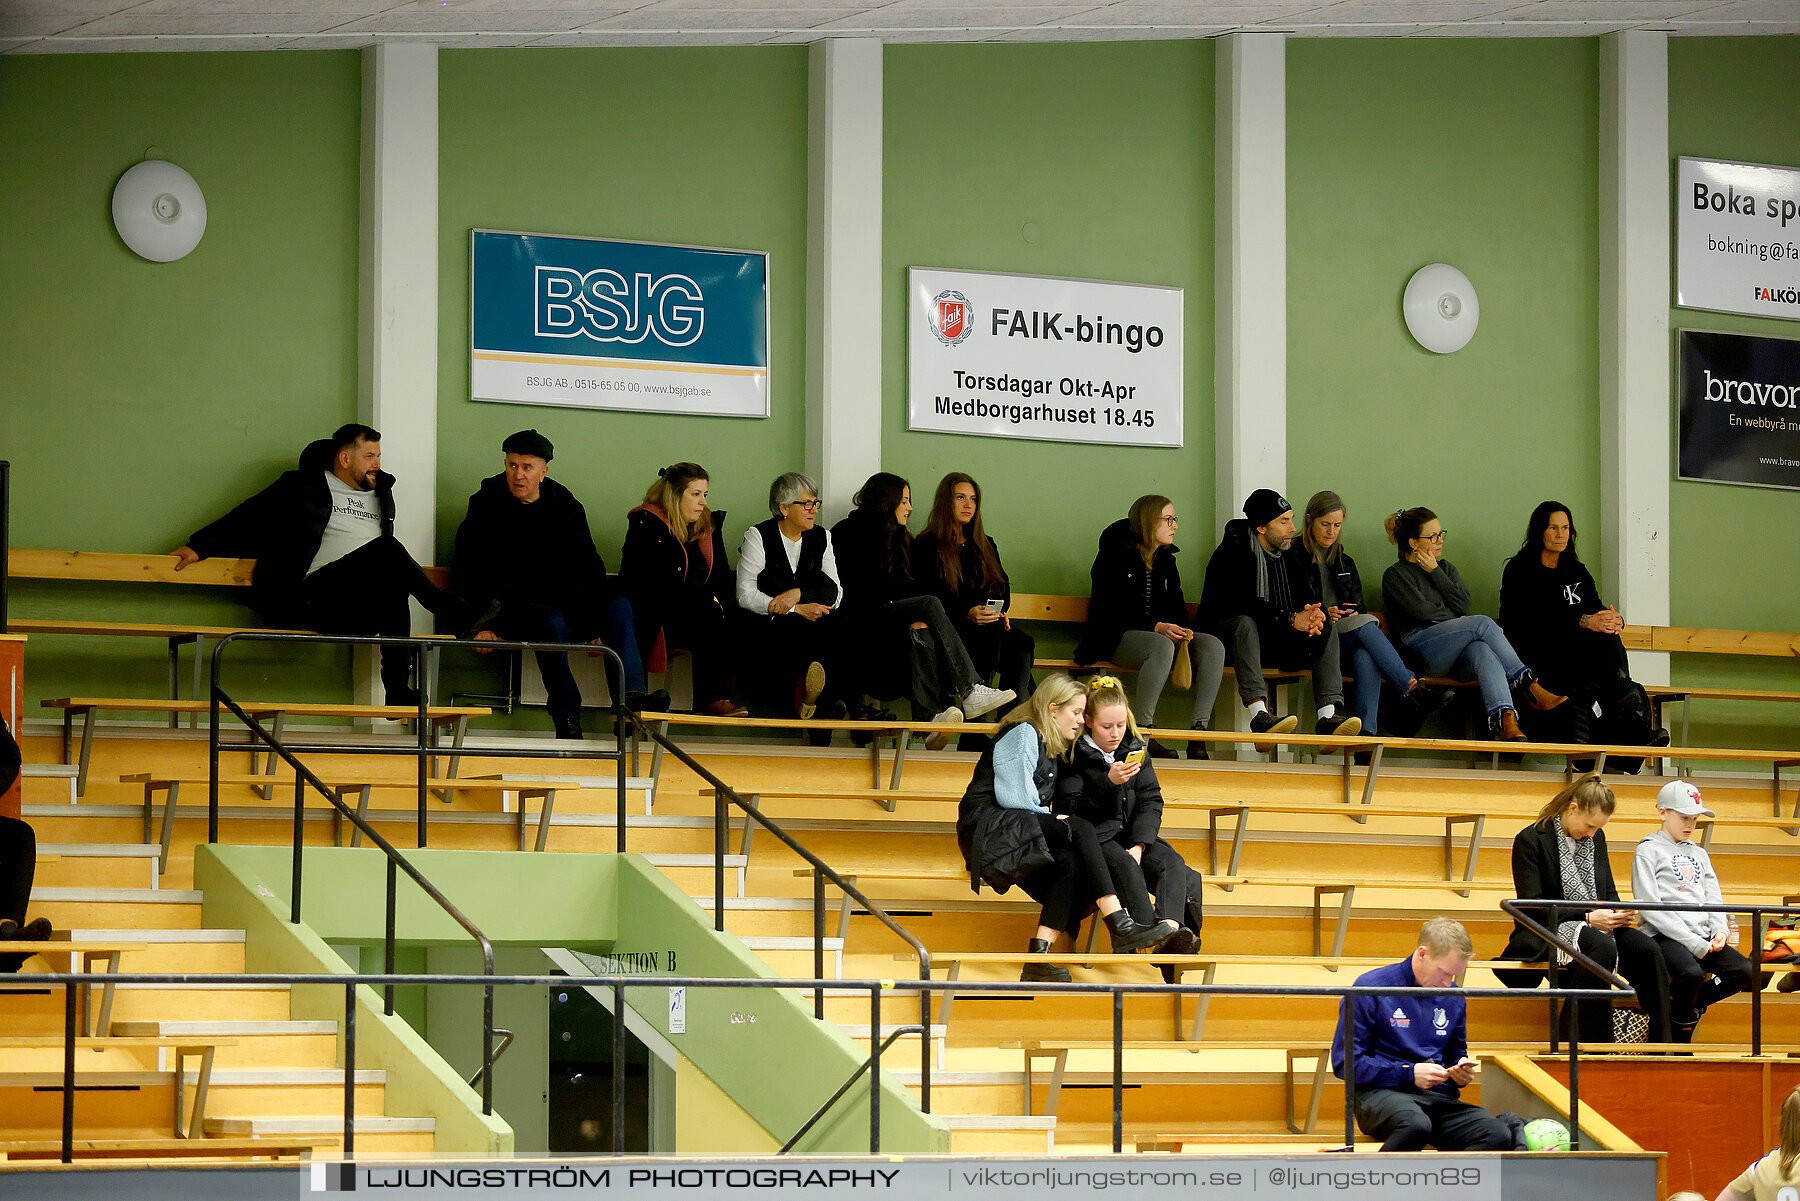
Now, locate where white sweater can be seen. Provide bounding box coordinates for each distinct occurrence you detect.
[1631,829,1728,955]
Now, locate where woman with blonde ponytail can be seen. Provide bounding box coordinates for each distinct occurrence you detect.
[1717,1085,1800,1199]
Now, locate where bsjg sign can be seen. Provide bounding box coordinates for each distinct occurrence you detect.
[1676,156,1800,321]
[908,266,1183,448]
[1678,328,1800,491]
[471,230,770,418]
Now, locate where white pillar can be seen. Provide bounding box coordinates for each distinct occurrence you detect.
[805,38,884,516]
[359,43,439,701]
[1214,33,1288,535]
[1598,31,1670,686]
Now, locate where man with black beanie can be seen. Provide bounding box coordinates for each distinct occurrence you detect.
[1197,488,1359,742]
[454,430,667,739]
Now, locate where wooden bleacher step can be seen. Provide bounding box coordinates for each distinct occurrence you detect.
[205,1116,436,1136]
[22,763,78,802]
[112,1021,339,1038]
[736,935,845,978]
[936,1113,1058,1153]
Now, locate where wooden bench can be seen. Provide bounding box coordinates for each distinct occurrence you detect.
[0,1133,325,1161]
[50,697,487,797]
[0,1034,234,1139]
[121,771,590,863]
[0,940,148,1037]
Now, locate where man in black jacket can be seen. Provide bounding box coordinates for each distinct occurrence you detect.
[453,430,666,739]
[173,423,492,704]
[1198,489,1358,740]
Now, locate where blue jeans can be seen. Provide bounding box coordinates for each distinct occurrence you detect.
[1341,622,1416,736]
[498,596,647,720]
[1400,615,1527,718]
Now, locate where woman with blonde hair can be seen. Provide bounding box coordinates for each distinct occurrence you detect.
[1716,1085,1800,1199]
[619,462,743,716]
[957,674,1179,981]
[1496,774,1671,1044]
[1073,494,1225,758]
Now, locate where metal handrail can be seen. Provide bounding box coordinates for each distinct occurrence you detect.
[1504,895,1800,1054]
[29,969,1617,1162]
[779,1025,923,1153]
[627,715,935,1112]
[467,1028,515,1088]
[204,629,635,1142]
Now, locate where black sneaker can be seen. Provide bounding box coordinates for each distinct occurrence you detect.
[1249,710,1298,751]
[624,689,672,714]
[1315,713,1363,738]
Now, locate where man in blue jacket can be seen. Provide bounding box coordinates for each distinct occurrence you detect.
[1331,917,1513,1151]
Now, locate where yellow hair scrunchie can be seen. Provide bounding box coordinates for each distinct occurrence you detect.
[1088,675,1122,691]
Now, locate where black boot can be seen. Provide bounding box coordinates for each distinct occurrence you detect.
[1105,910,1178,954]
[1020,938,1071,983]
[552,711,584,741]
[1671,1020,1697,1045]
[1186,721,1210,760]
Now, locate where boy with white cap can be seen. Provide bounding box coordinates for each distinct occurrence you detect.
[1631,780,1756,1043]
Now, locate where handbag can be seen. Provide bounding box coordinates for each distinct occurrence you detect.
[1169,634,1193,691]
[1611,1006,1650,1043]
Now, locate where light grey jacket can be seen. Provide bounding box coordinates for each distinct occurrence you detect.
[1631,829,1728,955]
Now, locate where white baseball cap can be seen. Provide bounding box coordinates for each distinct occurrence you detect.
[1655,780,1714,817]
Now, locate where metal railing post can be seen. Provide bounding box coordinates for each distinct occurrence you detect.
[385,860,398,1017]
[814,868,826,1021]
[612,980,626,1152]
[61,980,75,1163]
[868,984,881,1154]
[1342,1001,1356,1148]
[344,981,357,1155]
[1753,908,1765,1056]
[714,789,727,934]
[615,699,627,854]
[1112,988,1124,1154]
[291,772,305,925]
[1567,1001,1580,1151]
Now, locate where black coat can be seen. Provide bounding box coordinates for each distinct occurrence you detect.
[1196,519,1319,630]
[451,475,609,623]
[1499,821,1624,965]
[617,506,732,671]
[1052,733,1164,848]
[0,716,18,798]
[1074,519,1189,665]
[185,439,395,626]
[829,509,917,614]
[957,731,1057,893]
[911,530,1012,635]
[1308,549,1367,612]
[1498,552,1626,696]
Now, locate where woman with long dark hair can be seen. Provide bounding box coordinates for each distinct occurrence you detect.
[619,462,743,716]
[830,472,1014,744]
[1498,500,1667,763]
[912,473,1034,705]
[1073,494,1224,758]
[1381,506,1564,741]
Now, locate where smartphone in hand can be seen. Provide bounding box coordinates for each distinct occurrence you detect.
[1124,747,1147,767]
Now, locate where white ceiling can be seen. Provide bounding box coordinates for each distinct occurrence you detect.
[2,0,1796,53]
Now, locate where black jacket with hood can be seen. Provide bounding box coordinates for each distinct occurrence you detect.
[185,439,396,626]
[1052,732,1165,848]
[451,474,610,624]
[1196,518,1319,631]
[1074,519,1190,665]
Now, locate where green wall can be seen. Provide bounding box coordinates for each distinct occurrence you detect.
[1287,39,1601,618]
[883,42,1216,601]
[0,51,363,701]
[435,48,810,571]
[1665,37,1800,748]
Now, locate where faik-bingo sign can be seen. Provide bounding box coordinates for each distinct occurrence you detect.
[908,266,1183,447]
[471,230,770,418]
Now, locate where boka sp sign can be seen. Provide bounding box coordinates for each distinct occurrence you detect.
[471,230,770,418]
[909,266,1184,448]
[1676,156,1800,322]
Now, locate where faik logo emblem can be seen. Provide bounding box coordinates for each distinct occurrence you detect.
[929,289,974,347]
[1433,1007,1449,1033]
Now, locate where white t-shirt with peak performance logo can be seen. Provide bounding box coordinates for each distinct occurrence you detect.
[307,472,381,576]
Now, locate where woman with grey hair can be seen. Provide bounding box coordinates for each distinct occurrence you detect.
[735,472,850,730]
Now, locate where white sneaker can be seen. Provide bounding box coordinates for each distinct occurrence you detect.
[925,706,964,751]
[958,684,1016,720]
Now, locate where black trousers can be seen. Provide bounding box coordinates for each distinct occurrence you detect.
[0,816,37,972]
[858,596,981,716]
[1498,924,1672,1044]
[1018,814,1114,937]
[959,622,1035,705]
[1654,934,1756,1028]
[300,536,466,700]
[745,611,851,714]
[1354,1087,1513,1152]
[660,599,735,709]
[1103,838,1203,932]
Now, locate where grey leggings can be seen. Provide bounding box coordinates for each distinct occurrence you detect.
[1108,629,1226,728]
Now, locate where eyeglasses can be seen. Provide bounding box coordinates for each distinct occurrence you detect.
[787,499,821,512]
[1159,515,1179,525]
[1420,531,1446,542]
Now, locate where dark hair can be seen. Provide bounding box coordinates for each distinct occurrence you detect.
[1518,500,1579,563]
[1127,494,1172,567]
[1384,506,1438,561]
[924,473,1004,594]
[331,423,380,455]
[853,472,914,582]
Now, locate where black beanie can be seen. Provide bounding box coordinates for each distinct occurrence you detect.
[502,429,554,462]
[1243,488,1292,529]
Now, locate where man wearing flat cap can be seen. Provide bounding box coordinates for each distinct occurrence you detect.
[1198,488,1359,741]
[453,430,667,739]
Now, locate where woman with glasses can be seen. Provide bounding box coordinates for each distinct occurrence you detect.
[735,472,850,731]
[1072,494,1225,758]
[1381,506,1564,741]
[912,473,1035,709]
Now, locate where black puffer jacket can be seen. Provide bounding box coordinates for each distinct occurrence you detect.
[1074,519,1190,665]
[185,439,397,627]
[1052,733,1164,848]
[956,730,1057,893]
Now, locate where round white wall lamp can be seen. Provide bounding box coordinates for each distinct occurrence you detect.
[1402,263,1479,355]
[112,160,207,262]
